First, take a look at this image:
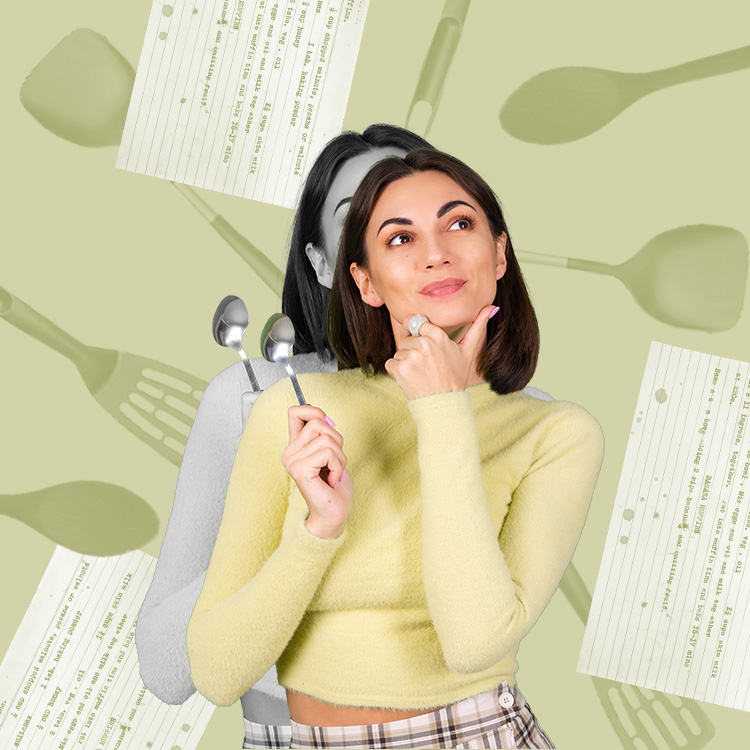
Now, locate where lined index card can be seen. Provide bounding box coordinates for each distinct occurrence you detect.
[0,547,214,749]
[578,341,750,710]
[117,0,370,208]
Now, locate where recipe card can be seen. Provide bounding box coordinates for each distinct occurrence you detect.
[0,548,214,749]
[578,342,750,710]
[117,0,370,208]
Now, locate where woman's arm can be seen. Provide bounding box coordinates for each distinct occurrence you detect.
[410,391,604,674]
[186,384,346,706]
[135,365,246,704]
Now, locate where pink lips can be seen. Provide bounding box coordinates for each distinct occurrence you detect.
[420,277,466,297]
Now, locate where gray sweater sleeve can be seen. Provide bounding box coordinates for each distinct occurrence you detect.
[135,363,248,704]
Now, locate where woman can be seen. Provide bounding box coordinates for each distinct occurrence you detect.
[186,150,605,749]
[135,125,433,749]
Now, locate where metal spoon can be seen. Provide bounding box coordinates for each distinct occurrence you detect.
[261,314,307,406]
[213,296,261,391]
[500,44,750,144]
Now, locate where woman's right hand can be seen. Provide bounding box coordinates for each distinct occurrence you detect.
[281,405,352,538]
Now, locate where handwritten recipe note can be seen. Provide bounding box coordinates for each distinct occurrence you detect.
[579,342,750,710]
[0,548,214,749]
[117,0,370,207]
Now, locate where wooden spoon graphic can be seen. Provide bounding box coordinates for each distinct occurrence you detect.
[0,481,159,555]
[500,45,750,144]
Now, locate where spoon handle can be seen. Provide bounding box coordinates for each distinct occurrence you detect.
[649,44,750,90]
[284,363,307,406]
[170,182,285,298]
[237,346,261,391]
[516,250,617,276]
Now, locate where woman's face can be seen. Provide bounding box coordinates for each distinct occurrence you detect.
[351,170,507,342]
[306,147,407,288]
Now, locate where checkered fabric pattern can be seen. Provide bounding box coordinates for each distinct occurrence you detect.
[243,719,293,749]
[286,683,554,749]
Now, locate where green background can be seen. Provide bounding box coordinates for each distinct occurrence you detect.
[1,0,749,747]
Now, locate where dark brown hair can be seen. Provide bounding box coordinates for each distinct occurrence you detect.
[328,149,539,395]
[282,125,432,359]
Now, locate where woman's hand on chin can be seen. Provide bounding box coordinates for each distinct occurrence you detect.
[385,305,498,400]
[282,405,353,538]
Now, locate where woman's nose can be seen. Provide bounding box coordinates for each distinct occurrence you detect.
[422,234,452,269]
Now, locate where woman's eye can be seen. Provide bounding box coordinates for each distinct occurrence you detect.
[448,218,473,231]
[387,233,412,247]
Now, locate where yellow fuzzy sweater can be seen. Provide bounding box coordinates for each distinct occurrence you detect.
[186,369,604,709]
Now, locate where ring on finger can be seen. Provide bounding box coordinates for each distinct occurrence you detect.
[408,314,429,337]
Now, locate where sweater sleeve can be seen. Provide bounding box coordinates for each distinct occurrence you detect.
[135,365,246,704]
[409,390,604,674]
[186,381,346,706]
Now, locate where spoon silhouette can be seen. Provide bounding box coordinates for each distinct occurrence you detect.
[212,295,260,391]
[500,45,750,144]
[21,29,284,296]
[0,481,159,555]
[261,314,307,406]
[516,225,747,331]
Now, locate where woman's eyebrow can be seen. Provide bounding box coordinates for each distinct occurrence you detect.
[437,200,476,218]
[333,197,352,215]
[377,217,412,236]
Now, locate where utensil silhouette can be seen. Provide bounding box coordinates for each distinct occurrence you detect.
[1,481,159,555]
[500,45,750,144]
[212,295,260,390]
[560,564,714,750]
[21,28,284,296]
[261,314,306,405]
[0,286,206,466]
[406,0,470,136]
[516,225,747,332]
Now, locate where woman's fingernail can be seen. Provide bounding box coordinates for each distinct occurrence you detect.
[489,306,500,319]
[324,416,336,427]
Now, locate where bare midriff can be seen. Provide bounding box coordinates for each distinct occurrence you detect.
[287,690,445,727]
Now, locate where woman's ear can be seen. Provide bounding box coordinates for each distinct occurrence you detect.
[349,262,384,307]
[304,243,334,288]
[495,232,508,281]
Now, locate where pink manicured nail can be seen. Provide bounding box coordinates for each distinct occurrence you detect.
[489,306,500,319]
[324,416,336,427]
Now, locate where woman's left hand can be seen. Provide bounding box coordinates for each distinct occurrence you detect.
[385,305,498,399]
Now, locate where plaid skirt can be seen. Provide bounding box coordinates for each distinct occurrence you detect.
[244,720,293,749]
[278,683,553,750]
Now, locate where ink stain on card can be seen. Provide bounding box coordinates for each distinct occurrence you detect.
[655,388,668,403]
[620,536,629,544]
[182,724,190,731]
[159,32,168,40]
[623,509,635,521]
[641,602,648,608]
[162,4,174,16]
[180,98,186,103]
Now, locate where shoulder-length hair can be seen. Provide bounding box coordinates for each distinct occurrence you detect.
[282,125,433,359]
[328,149,539,394]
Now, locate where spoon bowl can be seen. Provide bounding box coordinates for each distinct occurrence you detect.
[213,295,260,390]
[500,67,639,145]
[261,314,307,405]
[501,45,750,144]
[0,481,159,555]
